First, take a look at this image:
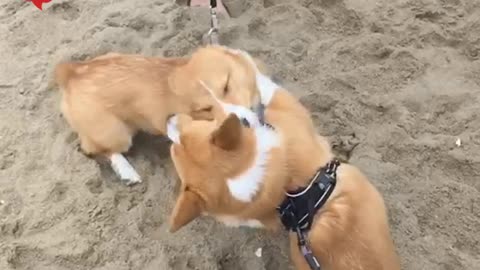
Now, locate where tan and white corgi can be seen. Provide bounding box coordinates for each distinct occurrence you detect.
[53,45,265,185]
[165,59,400,269]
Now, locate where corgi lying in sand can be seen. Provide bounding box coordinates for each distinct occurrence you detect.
[53,46,264,185]
[165,57,400,269]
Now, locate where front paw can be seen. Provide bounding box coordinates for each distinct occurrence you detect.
[119,171,142,186]
[109,154,142,186]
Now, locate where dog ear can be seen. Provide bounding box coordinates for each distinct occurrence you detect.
[210,114,242,151]
[169,188,203,233]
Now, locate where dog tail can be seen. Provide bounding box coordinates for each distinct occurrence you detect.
[52,62,79,90]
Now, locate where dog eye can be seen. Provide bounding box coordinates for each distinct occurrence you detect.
[223,85,229,96]
[202,106,213,112]
[241,118,250,128]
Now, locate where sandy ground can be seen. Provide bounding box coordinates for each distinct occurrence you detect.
[0,0,479,269]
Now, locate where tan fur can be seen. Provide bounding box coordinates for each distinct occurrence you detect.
[170,45,264,109]
[169,113,288,232]
[168,79,400,268]
[53,46,263,157]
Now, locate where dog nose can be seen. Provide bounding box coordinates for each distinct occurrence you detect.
[240,117,251,128]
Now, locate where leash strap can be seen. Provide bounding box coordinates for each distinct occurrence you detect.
[289,212,321,270]
[297,228,321,270]
[206,0,219,44]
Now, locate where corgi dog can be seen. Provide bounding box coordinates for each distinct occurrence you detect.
[165,62,400,269]
[53,45,265,185]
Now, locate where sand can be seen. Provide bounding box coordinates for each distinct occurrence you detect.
[0,0,479,269]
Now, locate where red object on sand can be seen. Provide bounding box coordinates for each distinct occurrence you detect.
[27,0,52,10]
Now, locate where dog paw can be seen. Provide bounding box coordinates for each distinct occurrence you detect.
[117,165,142,186]
[109,154,142,186]
[121,174,142,186]
[117,167,142,186]
[75,143,94,159]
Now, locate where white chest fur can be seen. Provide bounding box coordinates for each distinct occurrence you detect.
[226,125,280,202]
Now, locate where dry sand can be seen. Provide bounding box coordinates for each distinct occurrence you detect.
[0,0,479,269]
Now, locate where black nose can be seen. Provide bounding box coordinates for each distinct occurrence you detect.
[240,117,251,128]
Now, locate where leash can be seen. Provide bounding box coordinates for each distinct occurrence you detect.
[206,0,219,45]
[296,227,321,270]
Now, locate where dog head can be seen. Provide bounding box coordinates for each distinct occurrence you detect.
[166,107,283,232]
[172,45,268,120]
[166,113,255,232]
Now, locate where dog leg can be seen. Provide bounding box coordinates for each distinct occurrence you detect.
[75,143,94,159]
[109,153,142,185]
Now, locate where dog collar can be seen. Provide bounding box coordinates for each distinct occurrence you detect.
[253,102,266,124]
[277,159,340,270]
[253,102,275,129]
[240,102,274,130]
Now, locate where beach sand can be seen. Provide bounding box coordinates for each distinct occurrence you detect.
[0,0,479,269]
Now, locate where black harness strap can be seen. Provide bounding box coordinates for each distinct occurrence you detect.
[277,160,340,270]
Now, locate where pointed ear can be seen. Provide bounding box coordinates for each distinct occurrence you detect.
[169,189,203,233]
[210,114,242,151]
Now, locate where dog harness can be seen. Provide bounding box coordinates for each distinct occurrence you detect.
[277,159,340,270]
[244,104,339,269]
